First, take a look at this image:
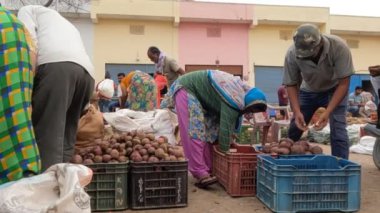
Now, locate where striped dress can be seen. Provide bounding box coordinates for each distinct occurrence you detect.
[0,7,41,184]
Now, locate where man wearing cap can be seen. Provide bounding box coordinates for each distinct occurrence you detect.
[283,23,354,159]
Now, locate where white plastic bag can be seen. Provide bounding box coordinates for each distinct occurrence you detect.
[350,136,375,155]
[97,79,115,99]
[0,164,92,213]
[103,109,178,145]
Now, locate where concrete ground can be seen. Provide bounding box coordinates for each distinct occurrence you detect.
[118,144,380,213]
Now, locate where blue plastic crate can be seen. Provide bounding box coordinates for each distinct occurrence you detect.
[256,155,361,213]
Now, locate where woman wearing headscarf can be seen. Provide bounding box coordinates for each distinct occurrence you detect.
[120,71,157,111]
[161,70,267,188]
[0,6,41,184]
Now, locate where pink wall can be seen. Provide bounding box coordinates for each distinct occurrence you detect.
[179,22,250,75]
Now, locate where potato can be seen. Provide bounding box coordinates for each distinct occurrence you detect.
[110,159,119,163]
[94,155,103,163]
[100,141,110,150]
[118,156,127,162]
[133,144,143,151]
[110,149,119,159]
[279,141,292,149]
[142,155,149,161]
[148,156,159,163]
[169,155,177,161]
[168,147,174,155]
[93,146,102,156]
[290,144,305,154]
[83,159,93,164]
[173,149,184,158]
[141,138,150,145]
[147,147,156,155]
[139,148,148,156]
[133,154,143,162]
[125,135,133,141]
[277,147,290,155]
[310,146,323,154]
[106,148,112,154]
[132,138,141,146]
[144,143,152,150]
[177,157,186,161]
[136,130,146,139]
[126,147,133,156]
[119,143,126,150]
[71,154,83,164]
[147,133,155,141]
[102,154,112,162]
[126,141,133,147]
[155,148,166,159]
[119,149,127,156]
[130,150,140,158]
[112,143,121,149]
[159,143,168,153]
[151,142,159,149]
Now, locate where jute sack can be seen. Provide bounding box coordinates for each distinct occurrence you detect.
[76,104,104,151]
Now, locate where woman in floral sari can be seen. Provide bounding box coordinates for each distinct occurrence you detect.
[161,70,267,188]
[0,6,41,184]
[120,71,157,111]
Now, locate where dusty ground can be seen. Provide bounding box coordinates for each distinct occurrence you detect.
[117,144,380,213]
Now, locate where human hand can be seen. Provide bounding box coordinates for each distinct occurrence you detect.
[314,112,329,131]
[294,112,308,131]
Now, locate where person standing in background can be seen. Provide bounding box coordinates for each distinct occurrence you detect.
[18,5,95,171]
[96,71,115,113]
[0,5,41,184]
[147,46,185,87]
[154,71,168,107]
[277,84,289,118]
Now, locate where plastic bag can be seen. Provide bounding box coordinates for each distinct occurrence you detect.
[350,136,375,155]
[0,164,92,213]
[103,109,178,145]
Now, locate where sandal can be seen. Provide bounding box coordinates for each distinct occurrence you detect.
[194,175,218,189]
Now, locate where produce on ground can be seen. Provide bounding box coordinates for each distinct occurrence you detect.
[71,130,185,164]
[262,138,323,155]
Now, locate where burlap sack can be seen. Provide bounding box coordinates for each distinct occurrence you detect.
[76,105,104,150]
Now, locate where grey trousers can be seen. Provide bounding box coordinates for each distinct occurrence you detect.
[32,62,94,171]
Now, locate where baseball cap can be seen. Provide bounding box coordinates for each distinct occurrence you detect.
[293,24,322,58]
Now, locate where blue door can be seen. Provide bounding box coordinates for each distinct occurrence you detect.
[254,66,284,104]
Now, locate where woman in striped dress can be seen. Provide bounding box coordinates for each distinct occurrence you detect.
[0,6,41,184]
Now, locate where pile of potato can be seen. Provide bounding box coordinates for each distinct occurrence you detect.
[262,138,323,155]
[71,130,185,164]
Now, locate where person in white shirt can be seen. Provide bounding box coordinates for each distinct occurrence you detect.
[18,5,95,171]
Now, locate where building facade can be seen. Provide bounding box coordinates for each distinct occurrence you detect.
[87,0,380,103]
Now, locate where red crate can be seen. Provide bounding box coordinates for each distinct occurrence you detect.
[212,143,261,197]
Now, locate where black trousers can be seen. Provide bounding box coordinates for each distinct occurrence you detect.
[32,62,94,171]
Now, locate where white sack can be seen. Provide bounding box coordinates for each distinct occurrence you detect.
[0,164,92,213]
[350,136,376,155]
[103,109,178,145]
